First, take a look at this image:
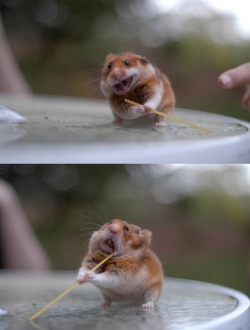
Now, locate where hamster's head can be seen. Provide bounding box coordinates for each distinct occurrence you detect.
[89,219,152,256]
[101,52,150,97]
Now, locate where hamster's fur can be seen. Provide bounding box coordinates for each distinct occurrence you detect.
[77,219,163,309]
[101,52,175,127]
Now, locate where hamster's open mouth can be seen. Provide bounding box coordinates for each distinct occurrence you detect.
[106,239,115,252]
[113,75,135,95]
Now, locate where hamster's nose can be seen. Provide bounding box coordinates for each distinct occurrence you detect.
[112,70,122,81]
[110,224,119,234]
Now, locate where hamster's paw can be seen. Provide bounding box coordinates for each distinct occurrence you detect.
[155,121,166,128]
[142,301,154,309]
[142,104,152,113]
[112,117,123,125]
[76,270,95,284]
[84,270,95,282]
[101,300,112,308]
[76,271,87,284]
[132,105,145,113]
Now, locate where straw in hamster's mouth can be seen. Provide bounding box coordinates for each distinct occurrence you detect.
[113,75,135,95]
[106,239,114,251]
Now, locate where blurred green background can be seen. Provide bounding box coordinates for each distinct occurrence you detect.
[0,164,249,295]
[1,0,250,121]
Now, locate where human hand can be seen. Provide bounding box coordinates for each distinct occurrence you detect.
[218,62,250,110]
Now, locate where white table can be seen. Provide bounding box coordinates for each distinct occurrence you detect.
[0,271,249,330]
[1,94,250,163]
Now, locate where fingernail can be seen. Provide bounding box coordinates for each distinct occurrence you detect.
[219,74,234,88]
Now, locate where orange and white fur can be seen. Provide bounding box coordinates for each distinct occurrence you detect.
[76,219,163,309]
[101,52,175,127]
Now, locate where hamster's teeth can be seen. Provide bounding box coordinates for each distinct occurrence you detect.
[106,239,114,250]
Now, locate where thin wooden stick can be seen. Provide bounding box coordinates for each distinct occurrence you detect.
[29,282,79,322]
[124,98,211,133]
[28,253,114,322]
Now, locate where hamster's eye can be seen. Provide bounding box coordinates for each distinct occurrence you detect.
[124,226,129,232]
[109,221,113,224]
[108,63,112,69]
[124,60,130,66]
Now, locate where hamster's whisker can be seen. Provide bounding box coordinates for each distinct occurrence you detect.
[74,212,103,229]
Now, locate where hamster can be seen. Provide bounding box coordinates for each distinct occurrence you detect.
[101,52,175,127]
[76,219,164,309]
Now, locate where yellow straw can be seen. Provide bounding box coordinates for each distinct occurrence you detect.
[29,253,114,322]
[124,98,210,133]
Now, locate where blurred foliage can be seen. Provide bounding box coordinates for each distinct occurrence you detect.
[167,253,249,294]
[0,165,249,293]
[1,0,250,121]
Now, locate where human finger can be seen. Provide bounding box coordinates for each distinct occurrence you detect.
[218,62,250,89]
[241,85,250,110]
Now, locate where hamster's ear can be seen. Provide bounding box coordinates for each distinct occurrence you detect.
[104,53,114,62]
[142,229,152,246]
[137,55,149,65]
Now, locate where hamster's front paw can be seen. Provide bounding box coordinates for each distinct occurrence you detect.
[84,270,95,282]
[142,104,153,113]
[132,105,145,113]
[76,270,95,284]
[76,271,87,284]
